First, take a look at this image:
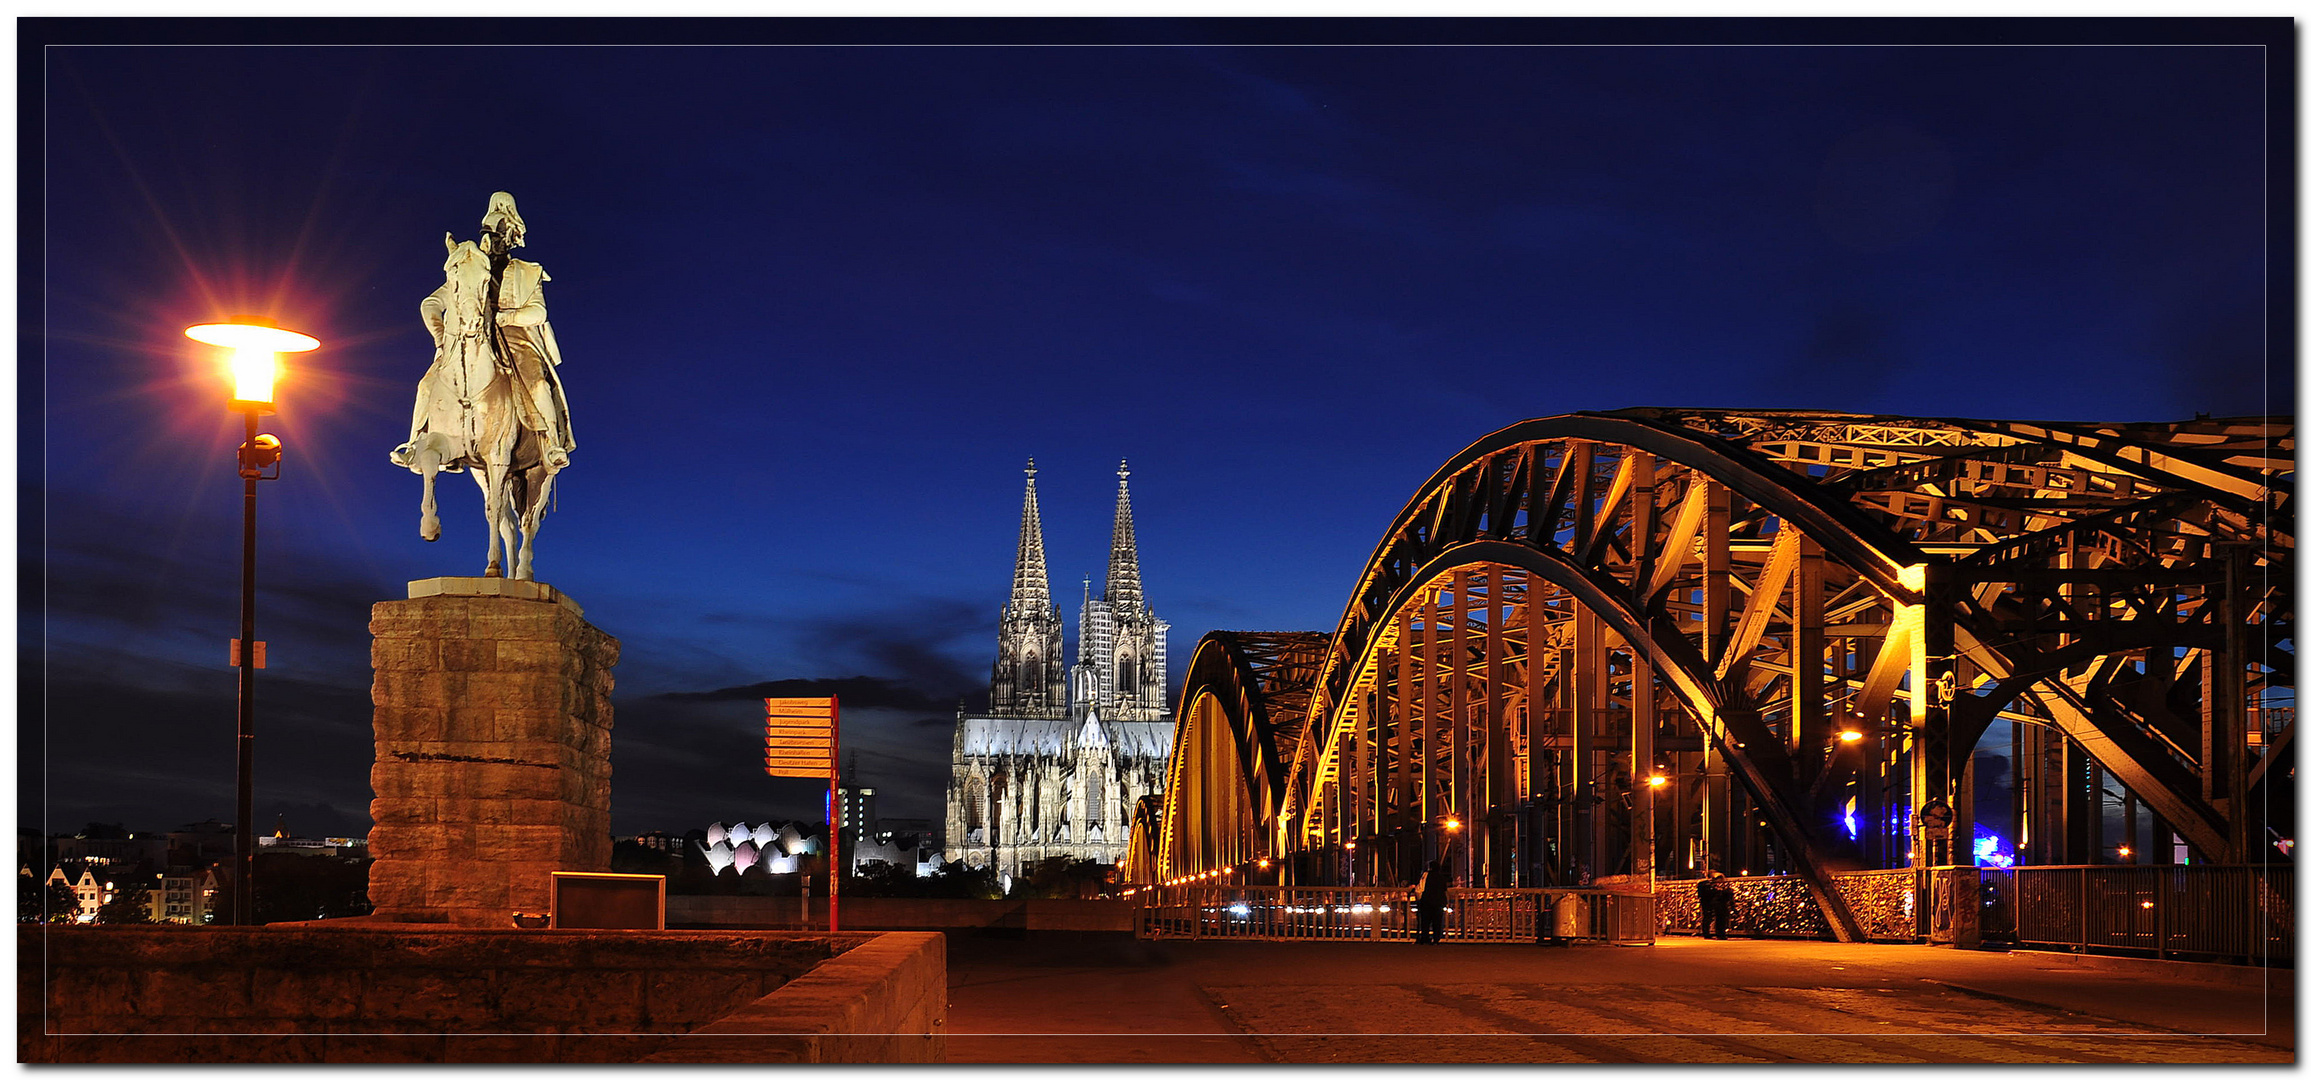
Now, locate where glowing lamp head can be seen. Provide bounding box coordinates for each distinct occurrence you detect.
[1444,817,1462,832]
[1837,729,1866,744]
[229,349,280,405]
[1257,858,1271,869]
[1646,774,1669,788]
[186,318,319,409]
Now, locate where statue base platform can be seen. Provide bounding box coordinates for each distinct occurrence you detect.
[366,583,618,926]
[406,575,582,617]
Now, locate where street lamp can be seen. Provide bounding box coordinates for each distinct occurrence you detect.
[185,317,317,927]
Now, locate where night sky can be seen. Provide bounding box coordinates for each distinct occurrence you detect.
[21,23,2288,842]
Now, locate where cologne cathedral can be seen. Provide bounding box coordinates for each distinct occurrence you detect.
[943,461,1174,877]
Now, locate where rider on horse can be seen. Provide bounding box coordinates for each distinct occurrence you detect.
[392,191,574,473]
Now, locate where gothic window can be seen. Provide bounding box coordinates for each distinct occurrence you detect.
[1116,654,1137,696]
[1084,770,1105,826]
[964,777,985,832]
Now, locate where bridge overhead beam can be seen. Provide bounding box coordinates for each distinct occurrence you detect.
[1151,410,2291,929]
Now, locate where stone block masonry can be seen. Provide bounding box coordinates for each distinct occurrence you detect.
[368,583,619,925]
[19,926,950,1063]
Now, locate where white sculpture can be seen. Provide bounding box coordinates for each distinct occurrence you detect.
[390,192,572,581]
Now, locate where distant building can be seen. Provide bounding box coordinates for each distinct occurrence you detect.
[148,867,219,925]
[850,830,945,877]
[945,461,1174,877]
[255,816,368,857]
[625,831,682,856]
[167,820,237,866]
[53,826,165,871]
[697,820,819,876]
[838,779,878,849]
[51,867,107,922]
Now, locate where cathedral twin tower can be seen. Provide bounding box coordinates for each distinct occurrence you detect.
[944,461,1174,877]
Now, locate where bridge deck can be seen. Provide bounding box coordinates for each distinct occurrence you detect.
[944,933,2292,1064]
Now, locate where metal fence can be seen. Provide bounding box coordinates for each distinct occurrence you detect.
[1138,865,2289,962]
[2012,865,2294,963]
[1134,885,1654,944]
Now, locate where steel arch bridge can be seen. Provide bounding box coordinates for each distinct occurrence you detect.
[1134,409,2293,941]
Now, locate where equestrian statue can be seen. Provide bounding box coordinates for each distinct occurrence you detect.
[391,191,574,581]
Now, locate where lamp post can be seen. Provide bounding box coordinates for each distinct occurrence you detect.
[1645,772,1669,895]
[185,318,318,927]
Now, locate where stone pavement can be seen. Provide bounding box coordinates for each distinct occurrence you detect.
[944,932,2293,1064]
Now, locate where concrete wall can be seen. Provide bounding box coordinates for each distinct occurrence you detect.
[642,932,945,1062]
[668,895,1135,932]
[21,924,942,1063]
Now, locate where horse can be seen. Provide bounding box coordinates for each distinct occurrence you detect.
[408,241,556,581]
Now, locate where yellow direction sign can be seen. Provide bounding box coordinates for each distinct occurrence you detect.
[764,696,838,778]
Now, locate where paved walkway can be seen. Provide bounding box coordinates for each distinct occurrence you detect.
[944,933,2293,1064]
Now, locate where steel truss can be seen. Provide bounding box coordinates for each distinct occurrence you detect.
[1137,409,2292,943]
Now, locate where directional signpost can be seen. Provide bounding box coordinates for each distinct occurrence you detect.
[764,696,840,932]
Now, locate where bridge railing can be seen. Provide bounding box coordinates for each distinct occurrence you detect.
[2011,865,2294,963]
[1134,885,1654,944]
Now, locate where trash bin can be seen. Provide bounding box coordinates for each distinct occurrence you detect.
[1554,893,1587,939]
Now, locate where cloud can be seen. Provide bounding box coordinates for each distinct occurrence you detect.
[787,598,990,706]
[656,675,962,713]
[30,655,375,836]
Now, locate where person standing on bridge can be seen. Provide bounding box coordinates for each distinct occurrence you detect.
[1415,846,1452,944]
[1698,870,1734,939]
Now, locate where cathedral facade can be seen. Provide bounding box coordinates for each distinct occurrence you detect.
[944,461,1173,877]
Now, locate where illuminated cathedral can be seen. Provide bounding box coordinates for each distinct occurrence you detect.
[943,461,1173,877]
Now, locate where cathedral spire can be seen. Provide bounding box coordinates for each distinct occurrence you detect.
[1006,459,1051,614]
[1104,459,1143,608]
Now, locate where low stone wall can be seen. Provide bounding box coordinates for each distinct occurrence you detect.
[667,895,1134,932]
[20,924,940,1063]
[642,932,945,1062]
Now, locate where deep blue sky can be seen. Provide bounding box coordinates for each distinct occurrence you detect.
[22,28,2287,839]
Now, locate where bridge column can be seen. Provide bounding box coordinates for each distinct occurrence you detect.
[1573,603,1603,883]
[1790,534,1828,793]
[1412,593,1431,853]
[1632,653,1656,886]
[1451,578,1469,883]
[1396,622,1416,885]
[1484,568,1510,888]
[1909,563,1958,869]
[1700,476,1734,876]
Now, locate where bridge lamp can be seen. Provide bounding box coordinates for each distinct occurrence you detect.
[1836,729,1866,744]
[184,316,319,928]
[1444,817,1462,832]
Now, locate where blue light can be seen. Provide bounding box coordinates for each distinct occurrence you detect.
[1974,826,2016,868]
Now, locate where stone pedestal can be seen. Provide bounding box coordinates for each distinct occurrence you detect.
[367,579,619,925]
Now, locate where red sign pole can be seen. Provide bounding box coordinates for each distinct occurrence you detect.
[761,694,840,933]
[828,695,841,934]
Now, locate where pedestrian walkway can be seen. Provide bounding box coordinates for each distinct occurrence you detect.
[943,933,2293,1064]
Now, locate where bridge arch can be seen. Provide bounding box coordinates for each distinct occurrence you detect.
[1148,409,2291,941]
[1152,631,1328,884]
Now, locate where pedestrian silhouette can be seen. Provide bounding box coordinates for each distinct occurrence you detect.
[1698,870,1734,939]
[1415,850,1451,944]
